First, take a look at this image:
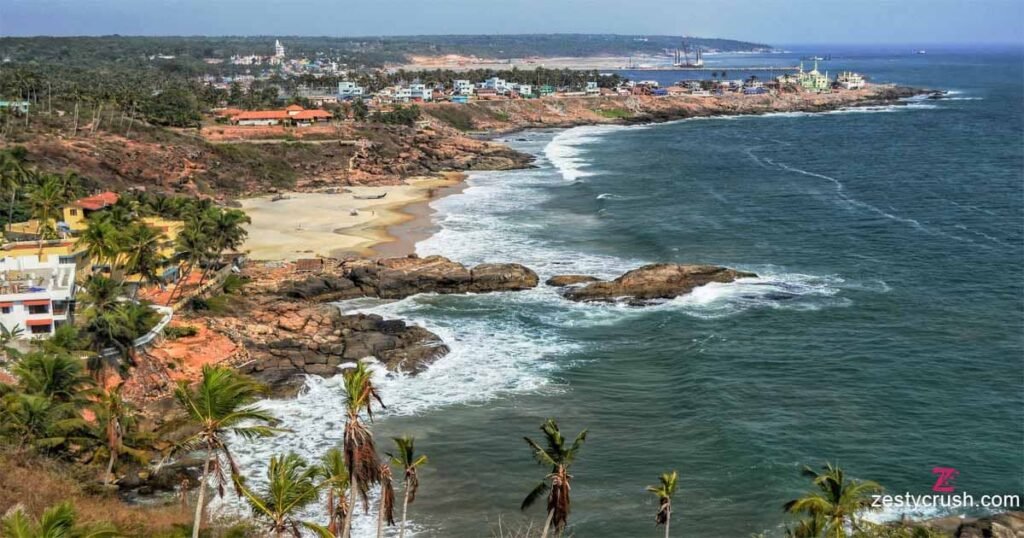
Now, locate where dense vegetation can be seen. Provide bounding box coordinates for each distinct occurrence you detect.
[0,34,771,72]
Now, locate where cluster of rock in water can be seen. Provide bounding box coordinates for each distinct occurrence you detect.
[220,255,755,396]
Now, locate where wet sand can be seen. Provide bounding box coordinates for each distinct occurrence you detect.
[370,177,467,258]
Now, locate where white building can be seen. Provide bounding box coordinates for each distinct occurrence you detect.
[454,79,474,96]
[836,71,866,90]
[0,254,77,339]
[514,84,533,97]
[484,77,509,94]
[337,81,365,99]
[585,81,600,95]
[409,83,432,101]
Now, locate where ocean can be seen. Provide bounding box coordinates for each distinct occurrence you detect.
[228,46,1024,537]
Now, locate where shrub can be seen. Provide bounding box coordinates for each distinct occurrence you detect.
[164,325,199,339]
[426,106,476,131]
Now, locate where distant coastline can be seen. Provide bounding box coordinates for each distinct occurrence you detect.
[240,84,936,261]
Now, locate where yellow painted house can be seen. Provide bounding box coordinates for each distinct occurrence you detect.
[62,192,121,232]
[7,191,189,289]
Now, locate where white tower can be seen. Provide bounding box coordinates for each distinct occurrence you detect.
[274,39,285,58]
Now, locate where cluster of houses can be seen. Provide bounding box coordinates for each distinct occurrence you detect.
[2,192,184,340]
[286,77,604,106]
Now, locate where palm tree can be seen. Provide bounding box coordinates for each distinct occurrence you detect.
[76,216,122,274]
[207,207,250,254]
[12,350,95,404]
[521,419,587,538]
[0,391,89,453]
[784,463,883,538]
[388,435,427,538]
[120,222,167,296]
[26,175,65,241]
[165,221,212,306]
[171,365,281,538]
[81,301,156,369]
[317,447,350,536]
[647,470,679,538]
[0,501,118,538]
[234,452,326,538]
[376,463,396,538]
[0,151,27,232]
[0,322,24,361]
[340,361,385,538]
[91,385,149,486]
[79,274,125,314]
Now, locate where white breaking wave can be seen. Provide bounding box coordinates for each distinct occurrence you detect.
[543,125,632,181]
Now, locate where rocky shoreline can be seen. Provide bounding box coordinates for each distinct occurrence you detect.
[174,256,755,397]
[424,84,936,138]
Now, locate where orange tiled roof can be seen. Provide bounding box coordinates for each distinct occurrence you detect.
[74,192,119,211]
[285,104,305,111]
[232,110,291,121]
[292,110,333,120]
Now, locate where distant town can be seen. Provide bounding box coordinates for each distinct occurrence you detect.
[166,40,870,128]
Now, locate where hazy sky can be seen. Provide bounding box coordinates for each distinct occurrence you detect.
[1,0,1022,45]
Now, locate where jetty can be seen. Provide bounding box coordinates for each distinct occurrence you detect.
[623,65,800,72]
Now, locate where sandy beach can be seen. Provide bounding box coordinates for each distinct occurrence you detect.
[240,174,462,261]
[398,55,652,71]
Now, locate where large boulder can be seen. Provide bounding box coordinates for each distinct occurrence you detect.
[340,255,538,299]
[546,274,602,287]
[225,302,448,397]
[470,263,541,292]
[562,264,756,305]
[281,275,362,301]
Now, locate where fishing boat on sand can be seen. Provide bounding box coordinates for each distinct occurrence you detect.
[353,192,387,200]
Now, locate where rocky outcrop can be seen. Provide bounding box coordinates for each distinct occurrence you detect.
[914,512,1024,538]
[546,274,602,287]
[284,255,540,301]
[954,512,1024,538]
[562,264,756,305]
[213,300,447,397]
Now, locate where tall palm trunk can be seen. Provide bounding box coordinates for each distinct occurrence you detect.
[72,101,79,136]
[540,509,554,538]
[166,263,193,306]
[7,189,15,232]
[343,474,358,538]
[327,489,338,535]
[125,103,136,138]
[376,495,385,538]
[105,448,117,485]
[398,487,411,538]
[192,450,213,538]
[664,513,670,538]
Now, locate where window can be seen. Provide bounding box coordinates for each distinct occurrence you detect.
[0,306,10,314]
[30,324,51,335]
[69,208,78,216]
[28,304,49,315]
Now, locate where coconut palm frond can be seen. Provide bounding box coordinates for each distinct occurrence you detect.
[521,481,549,511]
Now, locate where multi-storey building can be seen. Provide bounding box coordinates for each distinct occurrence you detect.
[0,254,77,338]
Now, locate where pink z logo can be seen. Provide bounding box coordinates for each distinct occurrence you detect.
[931,467,959,493]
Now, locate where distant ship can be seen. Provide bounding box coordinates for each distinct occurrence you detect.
[673,38,704,68]
[916,49,927,55]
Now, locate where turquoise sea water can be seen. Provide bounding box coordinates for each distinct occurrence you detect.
[231,47,1024,537]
